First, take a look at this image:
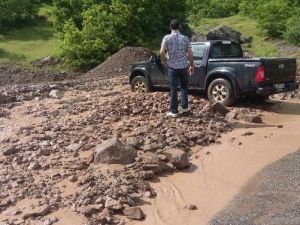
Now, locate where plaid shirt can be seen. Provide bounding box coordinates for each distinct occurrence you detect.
[161,31,191,69]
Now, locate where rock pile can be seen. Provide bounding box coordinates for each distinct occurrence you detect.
[0,74,233,224]
[207,25,252,44]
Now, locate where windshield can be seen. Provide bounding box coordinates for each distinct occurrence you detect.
[210,41,243,58]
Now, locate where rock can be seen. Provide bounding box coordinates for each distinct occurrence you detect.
[94,137,137,164]
[163,148,189,169]
[185,204,198,210]
[23,204,51,219]
[43,217,59,225]
[142,171,155,180]
[191,30,206,42]
[247,115,263,124]
[49,90,64,99]
[68,175,78,182]
[105,197,122,210]
[207,25,242,43]
[3,146,18,155]
[240,35,253,44]
[210,102,230,116]
[66,143,81,151]
[225,111,238,121]
[0,94,15,104]
[79,206,99,216]
[242,131,254,136]
[123,207,144,220]
[277,125,284,128]
[28,162,42,170]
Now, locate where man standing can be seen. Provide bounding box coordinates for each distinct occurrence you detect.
[160,19,195,118]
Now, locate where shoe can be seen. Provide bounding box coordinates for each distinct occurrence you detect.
[166,112,178,118]
[181,107,190,113]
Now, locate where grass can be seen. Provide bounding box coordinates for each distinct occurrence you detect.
[191,15,278,57]
[0,4,59,65]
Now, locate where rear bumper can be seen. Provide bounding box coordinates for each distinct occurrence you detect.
[256,81,299,96]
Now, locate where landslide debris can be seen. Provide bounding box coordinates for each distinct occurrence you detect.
[85,47,154,80]
[0,75,233,224]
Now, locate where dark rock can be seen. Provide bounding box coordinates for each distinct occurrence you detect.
[248,115,263,124]
[163,148,189,169]
[207,25,242,42]
[3,146,18,155]
[94,137,137,164]
[142,171,155,180]
[210,102,230,116]
[123,207,144,220]
[0,94,15,104]
[23,204,51,219]
[185,204,198,210]
[28,162,42,170]
[240,35,253,44]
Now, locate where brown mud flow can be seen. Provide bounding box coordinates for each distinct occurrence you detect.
[129,99,300,225]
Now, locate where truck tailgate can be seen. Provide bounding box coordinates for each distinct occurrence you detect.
[262,58,296,84]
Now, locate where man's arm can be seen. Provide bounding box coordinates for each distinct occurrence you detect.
[187,47,195,75]
[160,46,168,65]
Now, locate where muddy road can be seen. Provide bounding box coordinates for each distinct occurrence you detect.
[129,100,300,225]
[0,58,300,224]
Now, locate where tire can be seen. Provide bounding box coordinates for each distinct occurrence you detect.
[130,76,150,93]
[207,78,235,106]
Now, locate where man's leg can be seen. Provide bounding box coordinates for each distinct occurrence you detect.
[168,68,178,113]
[179,68,189,110]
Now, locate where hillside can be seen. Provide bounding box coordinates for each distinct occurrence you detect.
[0,4,59,65]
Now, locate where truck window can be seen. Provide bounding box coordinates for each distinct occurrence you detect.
[192,44,205,60]
[210,42,243,58]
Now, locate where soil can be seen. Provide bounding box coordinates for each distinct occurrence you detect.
[85,47,155,80]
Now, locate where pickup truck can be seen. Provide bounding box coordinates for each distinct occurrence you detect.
[129,40,298,106]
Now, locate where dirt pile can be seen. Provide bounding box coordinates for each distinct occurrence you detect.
[85,47,154,80]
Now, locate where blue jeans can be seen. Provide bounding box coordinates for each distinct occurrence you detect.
[168,67,189,113]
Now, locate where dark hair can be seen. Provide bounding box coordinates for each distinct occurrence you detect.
[170,19,180,30]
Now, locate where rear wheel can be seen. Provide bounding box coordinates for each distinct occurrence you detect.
[208,78,235,106]
[130,76,149,93]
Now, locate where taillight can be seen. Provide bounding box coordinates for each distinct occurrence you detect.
[255,66,265,83]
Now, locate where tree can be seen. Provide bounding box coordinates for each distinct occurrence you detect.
[54,0,188,69]
[0,0,40,32]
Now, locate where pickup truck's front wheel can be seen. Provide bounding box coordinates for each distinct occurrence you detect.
[208,78,235,106]
[131,76,149,93]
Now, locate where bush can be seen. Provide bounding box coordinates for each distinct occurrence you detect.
[187,0,241,21]
[55,0,188,69]
[256,0,292,38]
[0,0,40,32]
[284,13,300,45]
[206,0,241,18]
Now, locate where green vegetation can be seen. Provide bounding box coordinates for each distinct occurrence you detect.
[0,0,299,69]
[54,0,188,69]
[0,0,40,32]
[192,15,278,57]
[0,4,59,64]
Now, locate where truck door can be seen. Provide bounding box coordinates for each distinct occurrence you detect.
[190,44,206,88]
[150,55,169,86]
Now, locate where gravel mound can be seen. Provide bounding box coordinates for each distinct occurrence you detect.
[85,47,154,80]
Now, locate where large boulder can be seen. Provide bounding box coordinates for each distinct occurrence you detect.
[163,148,189,169]
[94,137,137,164]
[207,25,252,44]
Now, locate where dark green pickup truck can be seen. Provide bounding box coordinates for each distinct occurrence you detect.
[130,40,298,105]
